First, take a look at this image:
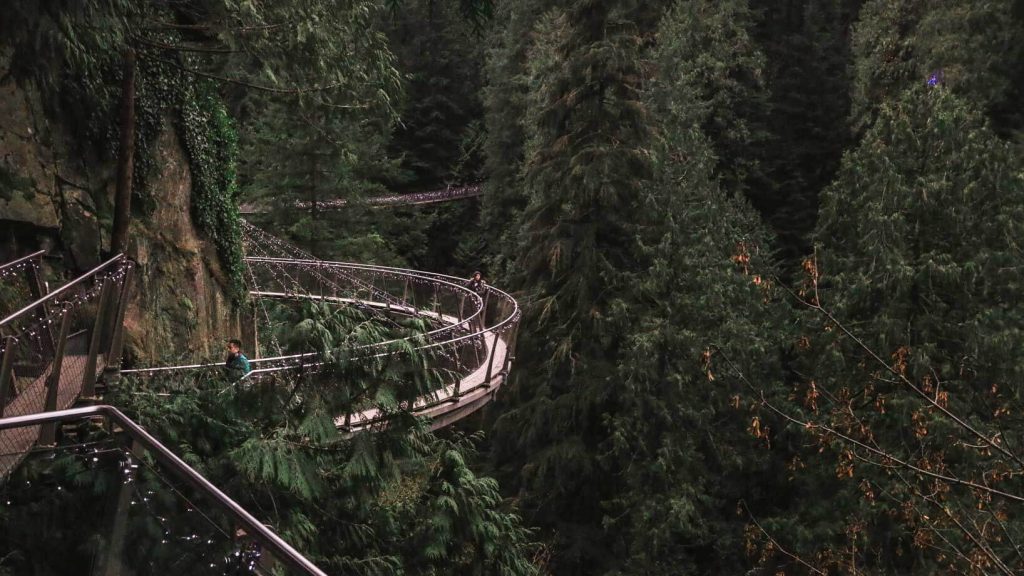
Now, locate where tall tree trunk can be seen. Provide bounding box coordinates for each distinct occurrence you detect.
[110,49,137,255]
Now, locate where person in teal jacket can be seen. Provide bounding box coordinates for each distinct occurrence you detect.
[225,339,251,377]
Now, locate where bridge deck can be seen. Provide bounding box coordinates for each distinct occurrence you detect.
[0,355,106,476]
[340,334,508,432]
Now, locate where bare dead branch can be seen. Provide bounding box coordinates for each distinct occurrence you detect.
[709,345,1024,505]
[132,35,239,54]
[775,280,1024,470]
[740,500,828,576]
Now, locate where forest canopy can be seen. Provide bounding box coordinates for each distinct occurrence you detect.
[1,0,1023,575]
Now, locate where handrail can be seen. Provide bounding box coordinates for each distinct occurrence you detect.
[240,183,483,214]
[0,250,46,275]
[0,254,127,327]
[244,258,522,339]
[123,260,519,376]
[0,405,328,576]
[122,261,490,375]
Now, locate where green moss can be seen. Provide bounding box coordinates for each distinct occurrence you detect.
[179,80,246,303]
[59,37,245,302]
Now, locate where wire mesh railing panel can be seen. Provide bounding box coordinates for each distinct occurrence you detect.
[0,256,133,471]
[0,250,46,321]
[131,224,521,429]
[0,406,325,576]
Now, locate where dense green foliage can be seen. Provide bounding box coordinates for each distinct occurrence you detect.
[851,0,1024,136]
[768,84,1024,573]
[479,0,1024,574]
[181,81,245,300]
[0,302,536,575]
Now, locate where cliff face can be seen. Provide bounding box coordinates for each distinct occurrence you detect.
[0,48,239,365]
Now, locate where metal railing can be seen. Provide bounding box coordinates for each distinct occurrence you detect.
[239,183,484,214]
[0,250,46,320]
[0,254,134,472]
[0,405,327,576]
[124,257,520,431]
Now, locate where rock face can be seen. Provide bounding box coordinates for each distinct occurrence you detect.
[0,50,239,365]
[123,126,241,364]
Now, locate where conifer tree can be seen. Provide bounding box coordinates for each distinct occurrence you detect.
[478,0,546,276]
[595,6,793,570]
[488,0,655,571]
[762,84,1024,573]
[850,0,1024,136]
[650,0,769,200]
[602,129,787,575]
[749,0,862,262]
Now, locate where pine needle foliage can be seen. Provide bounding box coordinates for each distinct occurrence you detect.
[850,0,1024,137]
[33,300,539,575]
[490,0,655,570]
[649,0,769,200]
[764,85,1024,573]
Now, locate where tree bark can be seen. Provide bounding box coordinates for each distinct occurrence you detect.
[110,49,137,255]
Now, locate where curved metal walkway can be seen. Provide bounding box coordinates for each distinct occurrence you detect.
[124,224,520,432]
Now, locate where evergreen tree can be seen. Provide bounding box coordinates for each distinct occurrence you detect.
[850,0,1024,137]
[761,85,1024,573]
[594,7,794,570]
[602,129,787,574]
[749,0,862,263]
[28,300,536,576]
[478,0,547,277]
[651,0,769,201]
[489,0,655,571]
[384,0,487,191]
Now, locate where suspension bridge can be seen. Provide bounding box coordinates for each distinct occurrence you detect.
[0,216,518,575]
[238,183,484,214]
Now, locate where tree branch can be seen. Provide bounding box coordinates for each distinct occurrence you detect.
[710,345,1024,504]
[132,35,239,54]
[740,500,828,575]
[155,57,347,95]
[776,279,1024,470]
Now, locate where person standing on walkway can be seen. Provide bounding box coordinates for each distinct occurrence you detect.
[466,272,488,331]
[225,338,251,378]
[466,271,487,297]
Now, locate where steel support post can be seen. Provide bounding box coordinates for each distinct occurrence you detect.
[96,438,143,576]
[505,324,520,374]
[81,278,114,398]
[451,357,462,400]
[484,331,500,386]
[479,292,490,332]
[104,266,134,381]
[39,309,72,446]
[0,336,15,417]
[100,270,123,353]
[25,262,56,354]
